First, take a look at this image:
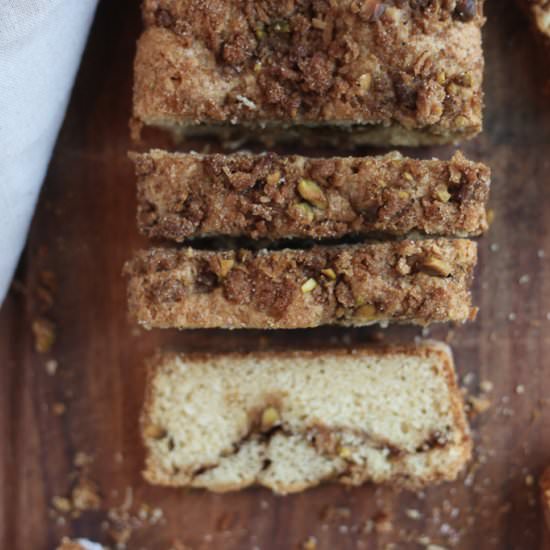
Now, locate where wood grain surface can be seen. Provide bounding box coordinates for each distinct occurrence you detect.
[2,1,550,549]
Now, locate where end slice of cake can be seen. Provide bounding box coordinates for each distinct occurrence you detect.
[124,239,478,330]
[519,0,550,46]
[141,342,472,494]
[133,0,485,146]
[132,150,490,242]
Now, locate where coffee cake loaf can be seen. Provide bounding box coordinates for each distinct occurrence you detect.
[141,342,472,494]
[124,239,477,329]
[132,150,490,242]
[133,0,485,146]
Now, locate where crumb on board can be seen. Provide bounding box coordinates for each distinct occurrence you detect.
[52,402,66,416]
[32,317,56,353]
[302,535,318,549]
[465,395,492,418]
[45,358,58,375]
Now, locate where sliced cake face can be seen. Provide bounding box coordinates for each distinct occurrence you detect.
[132,150,490,242]
[141,343,472,494]
[133,0,485,145]
[124,239,478,330]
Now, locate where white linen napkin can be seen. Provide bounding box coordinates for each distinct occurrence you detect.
[0,0,98,304]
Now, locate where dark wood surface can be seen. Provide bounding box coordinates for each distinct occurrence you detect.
[2,1,550,549]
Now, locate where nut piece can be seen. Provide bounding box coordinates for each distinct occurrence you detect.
[339,446,352,459]
[355,304,378,320]
[52,496,72,513]
[435,186,451,203]
[32,318,56,353]
[293,202,315,223]
[421,256,452,277]
[218,258,235,278]
[143,424,167,440]
[397,190,410,200]
[301,278,318,293]
[266,170,281,186]
[72,478,101,511]
[261,407,280,430]
[297,178,328,209]
[358,73,372,92]
[321,268,337,280]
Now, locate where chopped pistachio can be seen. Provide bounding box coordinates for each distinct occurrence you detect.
[255,26,265,39]
[403,172,414,182]
[435,186,451,203]
[294,202,315,223]
[321,268,337,280]
[273,20,290,33]
[486,208,495,226]
[355,304,377,320]
[457,71,473,87]
[447,82,460,96]
[254,61,263,73]
[301,278,318,293]
[339,446,352,459]
[297,178,328,209]
[218,258,235,278]
[454,114,470,128]
[266,170,281,186]
[436,70,447,85]
[397,190,410,200]
[261,407,280,430]
[422,256,452,277]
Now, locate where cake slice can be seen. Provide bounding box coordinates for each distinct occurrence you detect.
[132,150,490,242]
[133,0,485,146]
[124,239,477,330]
[519,0,550,46]
[141,342,472,494]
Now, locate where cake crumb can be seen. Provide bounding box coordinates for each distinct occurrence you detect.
[406,509,422,520]
[72,477,101,512]
[45,359,58,375]
[32,317,56,353]
[52,402,66,416]
[480,380,493,393]
[302,536,317,549]
[466,395,492,418]
[373,512,393,534]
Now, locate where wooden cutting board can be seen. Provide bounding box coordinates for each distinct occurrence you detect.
[2,1,550,548]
